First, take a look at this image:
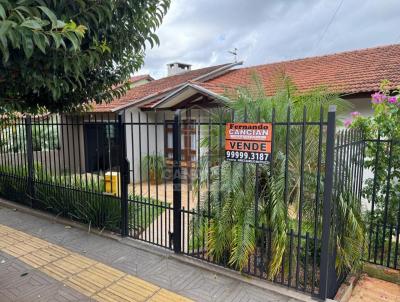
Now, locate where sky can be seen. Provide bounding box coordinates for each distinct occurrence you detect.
[138,0,400,79]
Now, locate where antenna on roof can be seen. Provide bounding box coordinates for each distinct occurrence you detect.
[228,48,238,63]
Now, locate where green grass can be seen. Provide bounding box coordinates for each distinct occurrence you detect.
[128,195,165,233]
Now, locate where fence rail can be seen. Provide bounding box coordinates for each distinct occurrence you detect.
[362,137,400,270]
[0,107,398,300]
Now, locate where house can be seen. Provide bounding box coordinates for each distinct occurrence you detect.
[66,44,400,179]
[93,44,400,114]
[128,74,154,88]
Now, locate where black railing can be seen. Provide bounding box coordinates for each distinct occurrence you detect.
[362,137,400,270]
[0,107,397,300]
[0,114,122,232]
[156,106,336,298]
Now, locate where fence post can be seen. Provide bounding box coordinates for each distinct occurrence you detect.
[172,110,182,253]
[118,113,129,237]
[319,105,336,300]
[25,115,35,207]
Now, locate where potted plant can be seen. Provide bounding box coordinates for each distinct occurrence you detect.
[141,154,165,184]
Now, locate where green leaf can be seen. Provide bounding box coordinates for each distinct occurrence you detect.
[0,32,7,49]
[64,32,79,51]
[15,5,33,17]
[21,19,42,30]
[0,20,12,35]
[0,43,9,62]
[38,6,57,29]
[0,4,6,20]
[21,32,33,58]
[6,28,19,48]
[32,32,46,53]
[55,20,65,29]
[50,31,61,48]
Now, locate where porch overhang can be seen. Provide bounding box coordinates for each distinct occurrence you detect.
[141,83,229,111]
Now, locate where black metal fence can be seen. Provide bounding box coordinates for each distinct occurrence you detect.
[0,114,123,231]
[0,107,398,300]
[117,106,338,299]
[362,137,400,270]
[162,107,337,299]
[330,129,365,297]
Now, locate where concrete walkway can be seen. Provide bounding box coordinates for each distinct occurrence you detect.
[0,204,303,302]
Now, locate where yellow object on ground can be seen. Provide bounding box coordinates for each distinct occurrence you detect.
[105,171,120,196]
[0,224,192,302]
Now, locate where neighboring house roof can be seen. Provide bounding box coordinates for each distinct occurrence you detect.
[92,63,240,112]
[93,44,400,112]
[199,44,400,97]
[129,74,154,83]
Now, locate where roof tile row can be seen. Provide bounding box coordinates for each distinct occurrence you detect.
[93,44,400,112]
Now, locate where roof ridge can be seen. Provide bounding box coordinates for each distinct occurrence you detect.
[191,61,242,82]
[161,62,232,79]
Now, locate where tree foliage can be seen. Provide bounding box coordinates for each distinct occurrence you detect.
[350,81,400,230]
[0,0,170,113]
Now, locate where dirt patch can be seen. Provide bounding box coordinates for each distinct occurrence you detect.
[349,274,400,302]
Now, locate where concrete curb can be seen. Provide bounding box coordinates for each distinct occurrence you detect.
[0,198,320,302]
[333,274,359,302]
[168,253,319,302]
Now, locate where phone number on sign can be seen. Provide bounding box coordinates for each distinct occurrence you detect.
[225,150,270,163]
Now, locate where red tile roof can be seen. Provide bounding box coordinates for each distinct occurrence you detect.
[129,74,154,83]
[93,44,400,112]
[200,44,400,97]
[92,63,233,112]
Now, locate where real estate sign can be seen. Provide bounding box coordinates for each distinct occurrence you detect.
[225,123,272,164]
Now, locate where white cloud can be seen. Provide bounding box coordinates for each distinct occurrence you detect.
[139,0,400,78]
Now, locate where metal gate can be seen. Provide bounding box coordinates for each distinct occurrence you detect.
[121,106,341,299]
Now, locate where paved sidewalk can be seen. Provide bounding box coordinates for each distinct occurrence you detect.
[0,224,190,302]
[0,205,301,302]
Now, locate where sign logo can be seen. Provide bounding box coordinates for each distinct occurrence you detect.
[225,123,272,164]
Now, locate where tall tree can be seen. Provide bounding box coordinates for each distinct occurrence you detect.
[0,0,170,113]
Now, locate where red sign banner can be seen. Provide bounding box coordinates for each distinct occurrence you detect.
[225,123,272,163]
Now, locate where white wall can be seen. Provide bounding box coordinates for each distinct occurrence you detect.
[338,97,375,209]
[124,108,170,183]
[338,97,374,123]
[123,107,212,184]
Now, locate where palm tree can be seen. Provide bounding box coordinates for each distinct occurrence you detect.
[192,73,363,281]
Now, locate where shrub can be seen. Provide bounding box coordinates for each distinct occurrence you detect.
[141,154,165,184]
[0,163,166,233]
[0,163,120,231]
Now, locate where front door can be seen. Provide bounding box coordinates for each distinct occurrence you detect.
[84,123,120,173]
[164,119,196,180]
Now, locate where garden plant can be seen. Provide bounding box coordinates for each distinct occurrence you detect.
[349,81,400,267]
[192,75,365,286]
